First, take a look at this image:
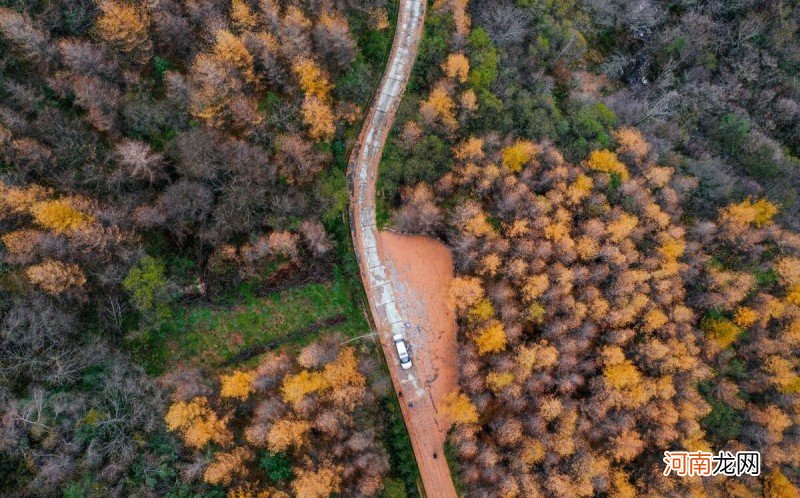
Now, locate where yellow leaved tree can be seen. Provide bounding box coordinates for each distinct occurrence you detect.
[292,57,336,139]
[702,318,742,349]
[719,198,778,228]
[733,307,758,328]
[220,370,255,400]
[474,321,506,354]
[441,390,479,425]
[587,149,629,180]
[501,140,538,173]
[280,370,328,406]
[763,469,800,498]
[30,199,93,233]
[467,298,495,323]
[213,30,257,84]
[601,346,651,408]
[292,57,332,101]
[486,371,515,392]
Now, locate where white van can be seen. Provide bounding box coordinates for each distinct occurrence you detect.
[392,333,412,369]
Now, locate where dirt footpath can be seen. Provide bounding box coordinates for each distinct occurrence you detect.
[379,231,458,440]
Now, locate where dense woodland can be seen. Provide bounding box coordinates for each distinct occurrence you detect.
[1,0,799,496]
[161,337,391,497]
[430,135,800,496]
[0,0,411,496]
[385,0,800,496]
[384,0,800,225]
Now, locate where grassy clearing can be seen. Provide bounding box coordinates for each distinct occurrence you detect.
[132,268,368,374]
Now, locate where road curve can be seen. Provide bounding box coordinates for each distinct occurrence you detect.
[347,1,458,497]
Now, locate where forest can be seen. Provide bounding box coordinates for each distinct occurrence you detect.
[1,0,418,496]
[1,0,799,496]
[384,0,799,496]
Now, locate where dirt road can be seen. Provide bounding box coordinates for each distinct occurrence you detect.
[379,232,458,434]
[346,0,459,496]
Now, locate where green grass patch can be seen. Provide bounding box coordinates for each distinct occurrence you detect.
[376,194,391,229]
[131,270,368,374]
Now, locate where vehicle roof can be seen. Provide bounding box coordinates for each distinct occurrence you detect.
[395,340,408,355]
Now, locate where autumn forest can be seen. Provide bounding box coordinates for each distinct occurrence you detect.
[1,0,799,497]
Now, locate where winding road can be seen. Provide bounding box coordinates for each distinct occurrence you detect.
[347,1,458,497]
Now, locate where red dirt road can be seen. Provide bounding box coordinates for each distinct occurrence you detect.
[346,0,459,496]
[379,231,458,440]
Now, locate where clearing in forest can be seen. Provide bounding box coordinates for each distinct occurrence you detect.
[379,231,458,442]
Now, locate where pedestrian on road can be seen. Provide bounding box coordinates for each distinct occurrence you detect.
[408,402,414,408]
[433,452,438,459]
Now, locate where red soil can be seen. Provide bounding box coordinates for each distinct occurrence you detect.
[378,231,458,439]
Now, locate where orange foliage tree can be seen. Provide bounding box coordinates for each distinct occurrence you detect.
[230,0,258,30]
[267,418,311,452]
[203,447,254,485]
[450,276,485,314]
[613,127,650,163]
[164,339,388,496]
[433,0,470,36]
[0,181,49,215]
[292,57,332,100]
[419,85,458,131]
[442,53,470,83]
[291,465,343,498]
[25,259,86,294]
[213,30,257,84]
[300,96,336,140]
[95,0,151,62]
[164,397,233,449]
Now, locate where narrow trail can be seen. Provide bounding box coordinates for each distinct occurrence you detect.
[346,1,459,497]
